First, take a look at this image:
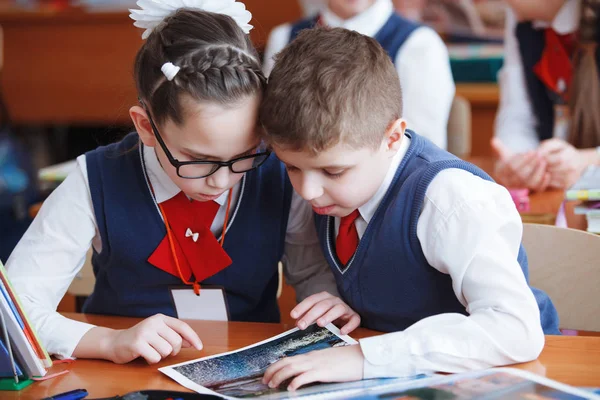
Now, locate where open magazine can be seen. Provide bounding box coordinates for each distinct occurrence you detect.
[160,324,428,399]
[160,324,599,400]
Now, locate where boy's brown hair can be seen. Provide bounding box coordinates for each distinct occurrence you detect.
[260,27,402,154]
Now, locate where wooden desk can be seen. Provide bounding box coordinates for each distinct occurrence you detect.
[5,313,600,399]
[467,156,587,230]
[0,2,301,125]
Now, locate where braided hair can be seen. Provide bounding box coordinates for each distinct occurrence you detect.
[134,9,266,126]
[568,0,600,148]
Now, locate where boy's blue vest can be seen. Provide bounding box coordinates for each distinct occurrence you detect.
[289,13,420,62]
[315,132,560,334]
[83,133,293,323]
[515,22,600,142]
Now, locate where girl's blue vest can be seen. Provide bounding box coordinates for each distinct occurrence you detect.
[83,133,293,323]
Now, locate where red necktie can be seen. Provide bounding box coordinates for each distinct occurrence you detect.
[148,192,232,282]
[533,29,577,101]
[336,210,360,265]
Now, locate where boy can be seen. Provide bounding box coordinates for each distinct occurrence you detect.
[259,27,560,390]
[263,0,454,149]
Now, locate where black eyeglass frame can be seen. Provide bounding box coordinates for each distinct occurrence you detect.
[142,103,271,179]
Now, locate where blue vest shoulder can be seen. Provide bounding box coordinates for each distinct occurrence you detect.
[288,13,420,62]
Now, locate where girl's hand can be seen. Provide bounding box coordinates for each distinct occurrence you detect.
[101,314,203,364]
[291,292,361,335]
[539,138,590,190]
[262,345,364,391]
[491,138,551,192]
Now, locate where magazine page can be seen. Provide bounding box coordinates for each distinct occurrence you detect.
[160,323,428,399]
[343,368,600,400]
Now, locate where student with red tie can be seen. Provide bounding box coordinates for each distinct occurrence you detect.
[493,0,600,191]
[5,1,339,365]
[258,27,559,390]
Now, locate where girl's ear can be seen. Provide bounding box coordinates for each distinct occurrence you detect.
[130,105,157,148]
[384,118,407,152]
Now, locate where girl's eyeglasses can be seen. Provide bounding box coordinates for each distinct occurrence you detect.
[143,105,271,179]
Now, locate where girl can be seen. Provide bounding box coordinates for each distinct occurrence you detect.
[5,1,340,365]
[493,0,600,191]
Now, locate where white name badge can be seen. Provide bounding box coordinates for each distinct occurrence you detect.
[170,286,230,321]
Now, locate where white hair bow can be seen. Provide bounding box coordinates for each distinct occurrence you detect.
[129,0,254,40]
[161,62,181,81]
[186,228,199,243]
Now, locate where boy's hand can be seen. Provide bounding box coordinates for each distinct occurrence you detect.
[102,314,203,364]
[262,345,364,391]
[292,292,360,335]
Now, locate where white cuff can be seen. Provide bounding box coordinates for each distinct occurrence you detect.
[44,316,96,359]
[359,333,416,379]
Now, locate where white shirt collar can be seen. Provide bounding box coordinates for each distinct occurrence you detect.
[357,133,411,224]
[142,144,228,206]
[321,0,394,37]
[533,0,580,34]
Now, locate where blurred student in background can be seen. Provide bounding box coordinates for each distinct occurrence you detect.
[264,0,455,150]
[494,0,600,191]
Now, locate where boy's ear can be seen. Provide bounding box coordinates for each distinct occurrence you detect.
[384,118,407,151]
[130,105,157,148]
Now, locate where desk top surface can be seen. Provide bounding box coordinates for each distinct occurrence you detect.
[5,313,600,399]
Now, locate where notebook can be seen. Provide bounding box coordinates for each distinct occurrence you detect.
[0,261,51,379]
[566,166,600,201]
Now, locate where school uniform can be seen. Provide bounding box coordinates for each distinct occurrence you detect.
[316,131,559,378]
[496,1,600,151]
[6,133,337,358]
[263,0,455,150]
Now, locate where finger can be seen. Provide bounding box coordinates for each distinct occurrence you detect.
[158,326,184,356]
[163,317,203,350]
[543,150,566,167]
[494,160,519,187]
[491,138,512,161]
[137,342,163,364]
[297,300,338,329]
[538,138,565,155]
[549,176,568,190]
[182,339,192,348]
[268,360,309,389]
[537,172,551,193]
[340,314,361,335]
[291,292,332,319]
[316,303,349,327]
[147,334,174,359]
[263,358,291,384]
[499,153,533,186]
[527,158,547,192]
[513,154,540,184]
[288,371,322,391]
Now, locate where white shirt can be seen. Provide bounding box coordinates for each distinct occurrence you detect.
[298,0,325,17]
[262,0,455,150]
[6,143,338,358]
[334,134,545,378]
[494,1,580,152]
